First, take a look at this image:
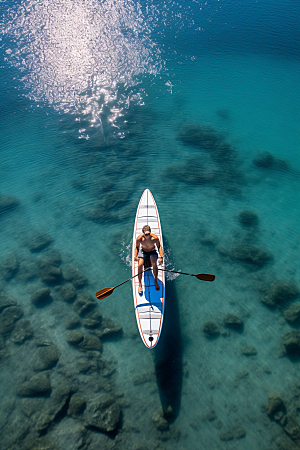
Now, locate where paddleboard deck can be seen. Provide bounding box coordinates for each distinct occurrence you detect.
[132,189,165,348]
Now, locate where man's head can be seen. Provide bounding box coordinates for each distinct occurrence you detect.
[142,225,151,236]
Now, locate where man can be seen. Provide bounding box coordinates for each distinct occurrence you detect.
[134,225,163,294]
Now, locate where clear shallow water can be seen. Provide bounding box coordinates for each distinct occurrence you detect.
[0,0,300,449]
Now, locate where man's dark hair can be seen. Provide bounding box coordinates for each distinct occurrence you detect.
[142,225,151,233]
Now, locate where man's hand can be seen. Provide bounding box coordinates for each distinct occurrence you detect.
[158,257,163,265]
[134,256,139,262]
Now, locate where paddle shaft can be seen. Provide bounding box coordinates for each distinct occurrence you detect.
[112,267,151,290]
[159,268,196,277]
[95,267,152,300]
[158,267,215,281]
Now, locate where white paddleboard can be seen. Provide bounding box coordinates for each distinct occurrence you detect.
[132,189,165,349]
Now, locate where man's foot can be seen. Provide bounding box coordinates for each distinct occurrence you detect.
[155,281,160,291]
[138,284,143,294]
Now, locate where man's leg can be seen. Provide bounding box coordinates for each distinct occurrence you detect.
[138,258,144,293]
[150,255,160,291]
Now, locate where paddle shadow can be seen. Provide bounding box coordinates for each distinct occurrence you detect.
[153,278,183,421]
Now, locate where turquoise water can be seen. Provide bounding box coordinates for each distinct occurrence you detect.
[0,0,300,449]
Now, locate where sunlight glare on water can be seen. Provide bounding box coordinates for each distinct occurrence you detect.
[2,0,163,135]
[0,0,300,448]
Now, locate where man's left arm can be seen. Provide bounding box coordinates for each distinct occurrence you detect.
[156,238,163,263]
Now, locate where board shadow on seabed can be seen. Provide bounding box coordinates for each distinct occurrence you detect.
[153,278,183,422]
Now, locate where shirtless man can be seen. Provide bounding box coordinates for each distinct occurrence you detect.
[134,225,163,294]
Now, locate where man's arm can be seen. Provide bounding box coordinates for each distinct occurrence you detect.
[134,236,141,260]
[154,236,163,260]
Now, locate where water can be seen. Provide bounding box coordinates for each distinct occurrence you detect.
[0,0,300,448]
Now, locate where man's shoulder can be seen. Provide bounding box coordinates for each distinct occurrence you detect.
[136,234,143,240]
[151,234,159,240]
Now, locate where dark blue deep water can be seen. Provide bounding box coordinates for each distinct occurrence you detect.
[0,1,300,449]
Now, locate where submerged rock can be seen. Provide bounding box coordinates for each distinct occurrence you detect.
[85,393,121,432]
[235,427,246,439]
[241,345,257,356]
[283,331,300,356]
[85,192,130,225]
[262,281,300,307]
[51,418,88,450]
[178,124,222,150]
[152,408,169,431]
[165,142,244,196]
[223,313,244,330]
[0,194,20,213]
[165,158,216,186]
[284,304,300,323]
[202,321,220,337]
[79,333,101,351]
[95,317,122,338]
[17,373,51,396]
[1,253,19,280]
[65,316,81,329]
[231,245,273,267]
[82,310,102,329]
[178,124,239,168]
[40,265,62,285]
[219,429,234,441]
[0,306,24,334]
[20,397,45,418]
[73,294,96,316]
[281,415,300,442]
[55,283,77,303]
[76,357,98,374]
[35,413,53,435]
[0,293,17,313]
[37,250,62,285]
[11,319,34,344]
[205,409,217,421]
[39,249,62,267]
[238,210,259,228]
[266,392,285,416]
[27,233,53,252]
[62,266,88,288]
[273,281,300,303]
[35,381,73,434]
[253,152,276,169]
[253,152,292,173]
[34,345,60,371]
[67,393,86,416]
[66,330,84,345]
[85,207,114,223]
[30,287,52,307]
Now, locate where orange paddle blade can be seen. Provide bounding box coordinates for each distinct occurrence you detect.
[195,273,215,282]
[95,287,114,300]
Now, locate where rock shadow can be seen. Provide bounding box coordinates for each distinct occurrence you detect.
[153,279,183,422]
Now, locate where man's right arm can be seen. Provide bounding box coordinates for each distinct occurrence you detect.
[134,237,141,260]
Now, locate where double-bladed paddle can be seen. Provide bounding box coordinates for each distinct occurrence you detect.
[95,267,215,300]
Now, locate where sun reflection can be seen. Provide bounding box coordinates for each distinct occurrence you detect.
[2,0,162,133]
